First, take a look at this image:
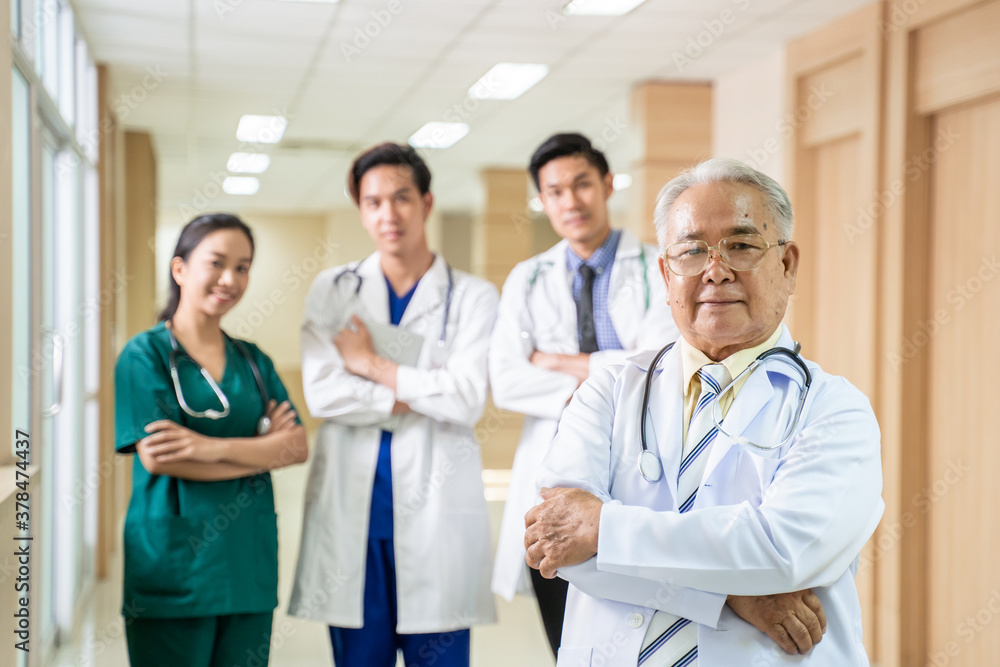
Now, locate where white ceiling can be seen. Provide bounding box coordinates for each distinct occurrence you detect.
[73,0,872,216]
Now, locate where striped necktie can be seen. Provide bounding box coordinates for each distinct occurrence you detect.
[637,363,730,667]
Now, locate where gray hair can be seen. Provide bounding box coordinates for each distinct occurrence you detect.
[653,157,794,251]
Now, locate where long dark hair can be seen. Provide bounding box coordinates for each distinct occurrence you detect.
[158,213,255,322]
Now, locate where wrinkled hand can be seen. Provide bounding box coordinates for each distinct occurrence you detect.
[524,487,603,579]
[334,315,377,376]
[726,589,827,655]
[263,399,298,434]
[139,420,221,464]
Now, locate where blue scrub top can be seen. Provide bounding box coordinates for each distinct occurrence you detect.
[368,276,420,540]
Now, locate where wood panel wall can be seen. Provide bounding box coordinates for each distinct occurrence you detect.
[784,3,886,660]
[881,1,1000,664]
[785,0,1000,664]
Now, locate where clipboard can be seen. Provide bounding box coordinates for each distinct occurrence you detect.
[362,319,424,367]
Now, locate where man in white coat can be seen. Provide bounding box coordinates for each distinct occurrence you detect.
[524,157,884,666]
[289,143,498,667]
[490,133,678,656]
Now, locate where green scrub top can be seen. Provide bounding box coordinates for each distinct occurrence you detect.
[115,321,298,620]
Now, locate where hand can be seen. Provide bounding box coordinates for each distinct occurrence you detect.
[530,351,590,384]
[530,350,558,370]
[524,487,603,579]
[726,589,827,655]
[139,420,222,464]
[392,401,411,415]
[263,400,298,434]
[334,315,377,376]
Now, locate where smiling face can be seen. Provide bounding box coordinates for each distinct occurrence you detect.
[658,181,799,360]
[357,163,433,259]
[537,154,614,257]
[172,228,253,321]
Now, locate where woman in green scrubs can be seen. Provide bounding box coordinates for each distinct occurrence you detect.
[115,214,308,666]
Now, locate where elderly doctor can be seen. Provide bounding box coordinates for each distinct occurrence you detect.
[289,143,498,667]
[490,132,678,656]
[524,158,884,666]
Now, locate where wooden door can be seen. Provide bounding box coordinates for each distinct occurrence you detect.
[883,0,1000,664]
[784,3,886,660]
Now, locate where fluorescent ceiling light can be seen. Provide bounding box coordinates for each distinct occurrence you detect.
[409,122,469,149]
[613,174,633,190]
[528,197,544,212]
[227,153,271,174]
[223,176,260,195]
[469,63,549,100]
[563,0,647,16]
[277,0,338,3]
[236,115,287,143]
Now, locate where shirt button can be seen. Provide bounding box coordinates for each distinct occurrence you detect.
[629,613,644,628]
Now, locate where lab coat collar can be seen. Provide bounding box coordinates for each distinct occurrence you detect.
[535,227,641,273]
[613,228,643,260]
[699,324,797,484]
[642,343,684,505]
[350,252,451,330]
[350,252,390,324]
[397,253,451,332]
[627,325,802,495]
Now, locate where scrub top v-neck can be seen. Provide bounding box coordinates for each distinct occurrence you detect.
[367,276,420,541]
[115,321,297,619]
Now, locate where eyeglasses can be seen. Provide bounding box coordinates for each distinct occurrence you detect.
[664,234,789,277]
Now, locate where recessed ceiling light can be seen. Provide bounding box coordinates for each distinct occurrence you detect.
[227,153,271,174]
[469,63,549,100]
[613,174,633,190]
[236,115,287,143]
[563,0,647,16]
[409,122,469,149]
[223,176,260,195]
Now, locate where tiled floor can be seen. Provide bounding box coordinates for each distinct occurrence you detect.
[48,464,553,667]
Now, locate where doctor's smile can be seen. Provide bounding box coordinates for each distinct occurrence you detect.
[524,157,881,666]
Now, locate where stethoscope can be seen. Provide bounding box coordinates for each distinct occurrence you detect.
[167,328,272,435]
[333,261,454,347]
[520,246,651,340]
[637,341,813,483]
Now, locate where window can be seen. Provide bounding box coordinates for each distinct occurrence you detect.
[11,66,32,452]
[57,0,74,124]
[11,0,20,42]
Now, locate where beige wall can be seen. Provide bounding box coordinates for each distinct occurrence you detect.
[123,132,159,339]
[712,49,787,184]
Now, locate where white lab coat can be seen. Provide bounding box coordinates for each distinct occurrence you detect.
[490,230,678,600]
[538,325,884,666]
[288,253,499,632]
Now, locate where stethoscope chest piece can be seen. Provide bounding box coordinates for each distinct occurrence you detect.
[257,416,270,435]
[638,449,663,483]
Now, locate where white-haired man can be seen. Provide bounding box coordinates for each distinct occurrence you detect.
[524,158,884,666]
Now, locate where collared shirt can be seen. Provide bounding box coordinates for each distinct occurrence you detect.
[566,229,623,351]
[679,326,783,439]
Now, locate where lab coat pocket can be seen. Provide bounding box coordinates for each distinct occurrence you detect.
[735,448,782,507]
[556,646,593,667]
[123,516,189,596]
[255,512,279,591]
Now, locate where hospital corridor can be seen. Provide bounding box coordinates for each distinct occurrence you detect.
[2,0,999,666]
